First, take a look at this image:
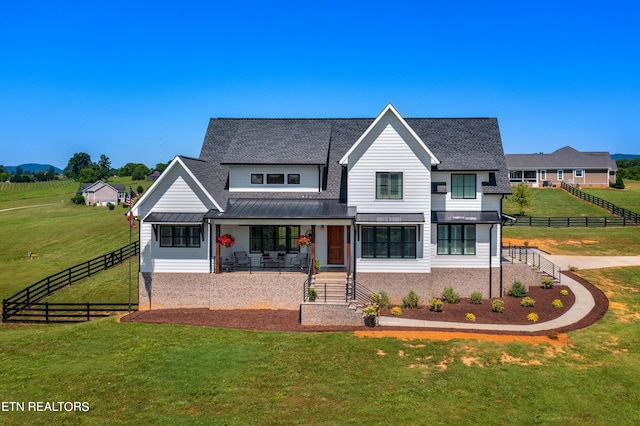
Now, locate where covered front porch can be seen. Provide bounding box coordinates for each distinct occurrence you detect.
[205,198,356,276]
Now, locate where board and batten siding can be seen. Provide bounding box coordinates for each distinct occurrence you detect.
[138,165,215,273]
[346,114,432,273]
[228,165,320,192]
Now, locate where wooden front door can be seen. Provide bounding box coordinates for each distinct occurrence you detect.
[327,226,344,265]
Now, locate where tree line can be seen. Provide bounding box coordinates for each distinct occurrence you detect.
[616,159,640,181]
[64,152,168,183]
[0,165,57,183]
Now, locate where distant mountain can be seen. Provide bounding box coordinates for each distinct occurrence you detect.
[612,154,640,160]
[4,163,63,174]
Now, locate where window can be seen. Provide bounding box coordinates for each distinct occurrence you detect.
[437,224,475,255]
[361,226,416,258]
[557,170,564,181]
[159,226,200,248]
[575,169,584,178]
[451,174,476,199]
[250,225,300,253]
[524,171,536,180]
[540,170,546,181]
[287,174,300,184]
[267,174,285,184]
[251,174,263,184]
[376,172,403,199]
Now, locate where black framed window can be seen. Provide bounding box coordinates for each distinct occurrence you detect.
[451,174,476,199]
[287,174,300,184]
[267,174,285,184]
[251,174,264,184]
[437,224,475,255]
[376,172,403,199]
[160,226,201,248]
[361,226,416,258]
[250,225,300,253]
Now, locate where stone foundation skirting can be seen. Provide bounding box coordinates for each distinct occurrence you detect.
[300,302,364,326]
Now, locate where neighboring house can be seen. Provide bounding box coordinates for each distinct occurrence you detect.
[81,181,127,206]
[506,146,617,188]
[131,104,520,321]
[147,169,161,181]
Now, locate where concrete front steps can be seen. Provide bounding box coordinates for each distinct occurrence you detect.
[299,272,365,326]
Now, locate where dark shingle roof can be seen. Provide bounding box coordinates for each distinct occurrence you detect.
[206,198,355,219]
[506,146,617,170]
[191,116,511,208]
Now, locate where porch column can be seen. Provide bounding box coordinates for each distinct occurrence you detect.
[346,225,351,276]
[215,224,221,274]
[311,225,316,274]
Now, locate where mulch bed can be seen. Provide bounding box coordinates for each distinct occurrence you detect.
[122,272,608,336]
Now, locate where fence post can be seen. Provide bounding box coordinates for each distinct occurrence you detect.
[87,302,91,321]
[45,302,49,324]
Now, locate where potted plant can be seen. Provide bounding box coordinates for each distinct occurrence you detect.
[362,303,380,327]
[313,258,321,273]
[307,287,317,302]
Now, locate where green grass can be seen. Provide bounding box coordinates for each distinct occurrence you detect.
[1,265,639,424]
[503,187,618,217]
[581,180,640,213]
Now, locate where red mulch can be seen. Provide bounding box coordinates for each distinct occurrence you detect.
[122,272,608,336]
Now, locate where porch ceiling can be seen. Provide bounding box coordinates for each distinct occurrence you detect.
[205,198,356,220]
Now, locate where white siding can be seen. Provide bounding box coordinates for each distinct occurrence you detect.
[430,223,500,268]
[229,165,320,192]
[346,113,432,273]
[137,163,216,273]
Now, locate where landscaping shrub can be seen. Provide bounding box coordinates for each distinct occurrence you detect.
[371,291,391,309]
[107,203,115,210]
[491,299,504,313]
[402,290,420,309]
[390,307,402,317]
[527,312,539,322]
[428,297,444,312]
[548,330,559,340]
[469,291,483,305]
[441,286,460,304]
[465,313,476,322]
[508,280,527,298]
[560,289,569,297]
[521,297,536,307]
[541,276,554,289]
[552,299,564,309]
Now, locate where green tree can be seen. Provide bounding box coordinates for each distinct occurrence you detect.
[97,154,112,180]
[131,164,150,180]
[509,182,533,216]
[78,167,99,183]
[65,152,92,179]
[155,163,168,173]
[16,166,24,176]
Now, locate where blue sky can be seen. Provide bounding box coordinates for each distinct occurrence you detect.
[1,1,639,170]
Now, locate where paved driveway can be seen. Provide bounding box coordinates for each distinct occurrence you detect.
[541,254,640,271]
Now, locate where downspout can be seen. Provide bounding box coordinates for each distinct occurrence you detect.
[489,223,493,299]
[499,195,505,297]
[318,165,322,192]
[208,219,214,273]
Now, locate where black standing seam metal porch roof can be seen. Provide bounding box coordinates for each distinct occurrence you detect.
[204,199,356,220]
[355,213,425,223]
[143,212,207,223]
[431,211,501,224]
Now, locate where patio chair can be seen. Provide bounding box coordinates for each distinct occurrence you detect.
[290,252,309,270]
[233,251,251,271]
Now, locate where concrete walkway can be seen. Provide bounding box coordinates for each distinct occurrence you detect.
[379,254,637,332]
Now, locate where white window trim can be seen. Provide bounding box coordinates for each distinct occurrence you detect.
[574,169,584,178]
[557,170,564,181]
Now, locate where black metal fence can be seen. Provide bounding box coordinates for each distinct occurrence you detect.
[503,244,562,283]
[562,182,640,224]
[506,216,636,227]
[3,302,135,323]
[2,241,139,323]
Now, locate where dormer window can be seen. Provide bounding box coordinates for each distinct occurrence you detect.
[288,174,300,184]
[267,174,285,184]
[251,174,263,184]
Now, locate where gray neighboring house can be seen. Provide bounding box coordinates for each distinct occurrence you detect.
[506,146,617,187]
[81,181,127,206]
[131,104,528,324]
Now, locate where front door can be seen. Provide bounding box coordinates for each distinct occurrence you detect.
[327,226,344,265]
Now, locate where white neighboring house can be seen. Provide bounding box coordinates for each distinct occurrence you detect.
[81,181,126,206]
[131,104,514,319]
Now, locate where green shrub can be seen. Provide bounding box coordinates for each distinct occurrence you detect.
[469,291,483,305]
[541,277,554,289]
[107,202,115,210]
[390,307,402,317]
[491,299,505,313]
[527,312,539,322]
[402,290,420,309]
[428,297,443,312]
[552,299,564,309]
[307,287,317,301]
[508,280,527,298]
[548,330,559,340]
[371,291,391,309]
[521,296,536,307]
[441,286,460,304]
